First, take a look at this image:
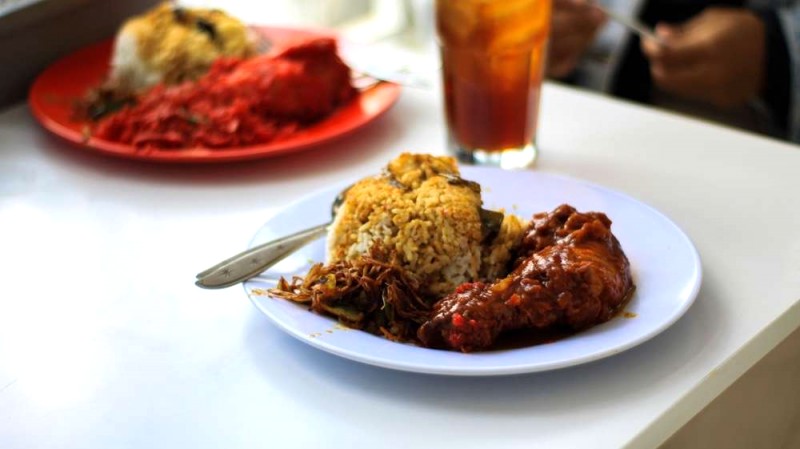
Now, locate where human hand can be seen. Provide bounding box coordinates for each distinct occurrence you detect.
[547,0,606,78]
[640,8,765,108]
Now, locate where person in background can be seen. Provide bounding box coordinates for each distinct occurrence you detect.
[547,0,797,143]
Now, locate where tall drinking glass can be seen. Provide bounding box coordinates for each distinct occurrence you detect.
[436,0,551,169]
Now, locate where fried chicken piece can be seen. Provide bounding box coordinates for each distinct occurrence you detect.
[417,205,634,352]
[235,37,357,121]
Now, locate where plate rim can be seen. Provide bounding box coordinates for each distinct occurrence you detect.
[244,167,703,376]
[27,26,402,164]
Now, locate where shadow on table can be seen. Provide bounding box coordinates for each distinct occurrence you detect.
[242,275,721,423]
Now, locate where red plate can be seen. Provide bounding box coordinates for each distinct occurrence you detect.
[28,27,401,163]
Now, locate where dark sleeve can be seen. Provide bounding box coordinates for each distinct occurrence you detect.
[755,10,791,133]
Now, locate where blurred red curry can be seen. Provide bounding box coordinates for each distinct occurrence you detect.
[94,38,356,149]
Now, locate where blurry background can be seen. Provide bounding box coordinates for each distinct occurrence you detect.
[0,0,436,108]
[179,0,434,50]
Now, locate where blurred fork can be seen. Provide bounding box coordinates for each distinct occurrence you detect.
[339,44,435,90]
[349,64,433,90]
[586,0,662,44]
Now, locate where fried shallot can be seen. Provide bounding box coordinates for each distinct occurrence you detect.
[269,255,431,342]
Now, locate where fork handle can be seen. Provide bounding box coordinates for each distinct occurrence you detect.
[195,222,330,289]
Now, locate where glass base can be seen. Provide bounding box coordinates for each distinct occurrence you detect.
[450,142,538,170]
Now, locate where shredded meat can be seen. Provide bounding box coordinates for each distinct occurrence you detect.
[417,205,635,352]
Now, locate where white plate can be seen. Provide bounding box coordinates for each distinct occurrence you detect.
[244,167,702,376]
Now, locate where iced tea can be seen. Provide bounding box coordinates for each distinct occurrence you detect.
[436,0,551,168]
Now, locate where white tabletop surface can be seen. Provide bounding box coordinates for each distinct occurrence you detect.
[1,82,799,449]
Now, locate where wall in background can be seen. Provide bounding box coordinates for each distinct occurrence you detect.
[0,0,160,108]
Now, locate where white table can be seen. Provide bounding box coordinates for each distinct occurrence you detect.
[1,83,799,449]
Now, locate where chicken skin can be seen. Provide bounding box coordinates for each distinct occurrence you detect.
[418,205,634,352]
[237,37,356,121]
